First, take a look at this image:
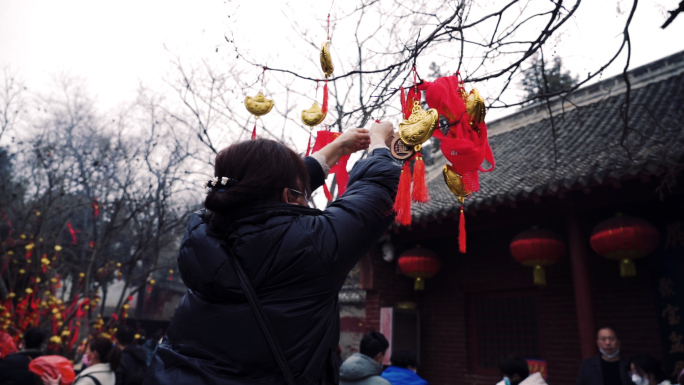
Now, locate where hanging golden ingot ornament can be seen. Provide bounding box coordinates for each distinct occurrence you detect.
[301,101,326,127]
[442,164,471,205]
[398,101,439,152]
[244,90,274,117]
[320,41,334,78]
[466,88,486,129]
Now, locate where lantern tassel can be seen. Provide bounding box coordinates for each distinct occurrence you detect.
[620,259,636,277]
[414,277,425,291]
[251,122,257,140]
[393,161,412,225]
[411,153,429,203]
[459,206,466,253]
[533,266,547,286]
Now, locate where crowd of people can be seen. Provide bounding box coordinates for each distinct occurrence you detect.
[0,326,163,385]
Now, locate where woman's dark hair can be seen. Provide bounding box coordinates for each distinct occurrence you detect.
[24,328,48,350]
[390,350,417,368]
[204,139,311,215]
[360,331,389,359]
[89,335,122,371]
[630,354,665,383]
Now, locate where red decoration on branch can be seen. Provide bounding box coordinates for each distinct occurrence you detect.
[311,130,350,199]
[590,215,659,277]
[66,222,79,244]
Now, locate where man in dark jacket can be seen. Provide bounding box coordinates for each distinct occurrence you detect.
[340,332,391,385]
[0,328,47,385]
[576,327,633,385]
[144,123,400,385]
[116,326,148,385]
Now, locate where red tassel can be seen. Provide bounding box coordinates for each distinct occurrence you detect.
[321,80,328,114]
[411,153,429,203]
[459,207,466,253]
[251,122,257,140]
[323,184,333,201]
[393,161,412,225]
[305,133,312,157]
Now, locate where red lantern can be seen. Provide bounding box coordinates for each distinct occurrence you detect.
[510,229,566,286]
[397,247,441,290]
[590,215,659,277]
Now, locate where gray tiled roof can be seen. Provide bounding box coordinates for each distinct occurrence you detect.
[410,51,684,223]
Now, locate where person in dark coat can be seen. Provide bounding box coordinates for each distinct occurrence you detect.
[0,328,48,385]
[144,122,400,385]
[577,327,633,385]
[115,326,148,385]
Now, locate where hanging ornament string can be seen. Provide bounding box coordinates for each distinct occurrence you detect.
[244,67,274,140]
[327,13,331,41]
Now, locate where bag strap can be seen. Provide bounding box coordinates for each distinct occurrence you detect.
[225,247,297,385]
[83,374,103,385]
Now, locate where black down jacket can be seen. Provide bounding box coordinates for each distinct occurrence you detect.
[144,148,400,385]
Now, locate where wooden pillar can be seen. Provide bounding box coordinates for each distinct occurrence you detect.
[567,206,598,359]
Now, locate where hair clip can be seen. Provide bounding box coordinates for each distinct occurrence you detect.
[205,177,239,189]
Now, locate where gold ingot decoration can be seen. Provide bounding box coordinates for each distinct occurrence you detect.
[466,88,486,128]
[398,101,438,151]
[244,90,274,117]
[320,41,334,78]
[442,164,471,205]
[301,101,326,127]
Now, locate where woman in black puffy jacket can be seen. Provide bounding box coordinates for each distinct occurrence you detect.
[143,122,400,385]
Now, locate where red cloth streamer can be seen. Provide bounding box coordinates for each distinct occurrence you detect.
[321,80,328,114]
[311,130,350,196]
[393,161,412,225]
[459,207,466,253]
[251,122,257,140]
[411,153,429,203]
[0,209,12,236]
[66,222,79,244]
[92,198,100,217]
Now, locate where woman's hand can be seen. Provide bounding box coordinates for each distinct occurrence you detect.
[315,127,370,169]
[335,128,371,156]
[369,121,394,150]
[41,373,61,385]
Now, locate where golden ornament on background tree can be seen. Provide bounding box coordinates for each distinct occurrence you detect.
[398,101,438,151]
[244,90,274,117]
[442,164,471,204]
[301,101,326,127]
[320,41,334,78]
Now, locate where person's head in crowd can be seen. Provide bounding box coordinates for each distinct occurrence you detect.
[85,335,122,371]
[23,327,48,350]
[597,327,621,360]
[390,350,418,372]
[204,139,312,217]
[629,354,665,385]
[115,325,136,348]
[500,356,530,385]
[359,331,389,366]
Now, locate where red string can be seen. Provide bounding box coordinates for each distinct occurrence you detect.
[327,14,330,41]
[261,66,267,87]
[412,65,418,94]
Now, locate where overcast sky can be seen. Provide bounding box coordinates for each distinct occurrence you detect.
[1,0,683,119]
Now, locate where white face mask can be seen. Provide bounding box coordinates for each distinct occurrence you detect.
[599,348,620,359]
[631,374,649,385]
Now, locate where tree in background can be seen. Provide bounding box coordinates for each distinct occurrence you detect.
[519,55,579,104]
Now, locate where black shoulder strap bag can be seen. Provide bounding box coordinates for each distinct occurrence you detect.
[225,247,297,385]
